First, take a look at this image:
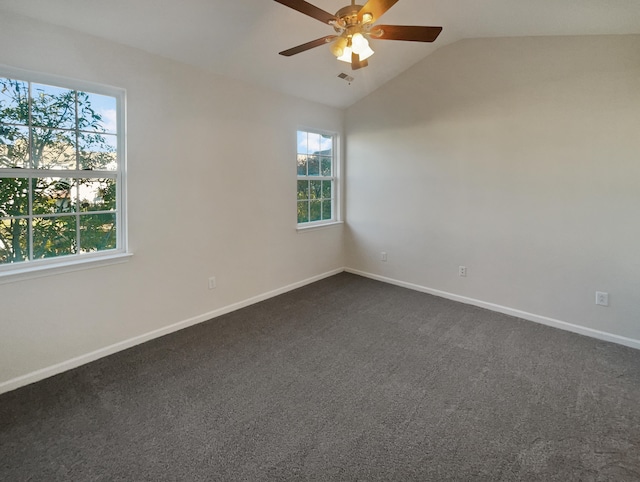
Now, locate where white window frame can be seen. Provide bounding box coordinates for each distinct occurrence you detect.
[296,127,341,230]
[0,65,129,282]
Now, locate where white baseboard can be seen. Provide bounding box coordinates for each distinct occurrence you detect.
[4,266,637,395]
[345,268,640,351]
[0,268,344,395]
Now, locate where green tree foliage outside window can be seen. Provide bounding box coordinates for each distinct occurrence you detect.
[0,75,121,267]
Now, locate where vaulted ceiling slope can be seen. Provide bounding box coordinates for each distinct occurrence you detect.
[1,0,639,108]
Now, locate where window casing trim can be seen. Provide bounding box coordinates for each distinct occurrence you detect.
[296,127,341,227]
[296,220,344,232]
[0,251,132,284]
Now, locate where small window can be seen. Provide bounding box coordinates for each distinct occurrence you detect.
[0,68,126,274]
[296,129,337,226]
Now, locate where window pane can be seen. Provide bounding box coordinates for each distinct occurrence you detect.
[80,212,116,252]
[31,83,76,130]
[297,201,309,223]
[320,157,332,176]
[321,181,332,200]
[322,200,332,220]
[319,134,333,156]
[0,78,29,126]
[308,156,320,176]
[0,125,29,168]
[33,177,76,215]
[78,92,117,134]
[296,130,307,155]
[33,216,77,259]
[78,132,117,170]
[78,178,116,212]
[297,180,309,200]
[310,180,322,199]
[32,127,76,169]
[297,154,307,176]
[310,200,322,222]
[0,177,29,216]
[0,217,28,264]
[306,132,320,155]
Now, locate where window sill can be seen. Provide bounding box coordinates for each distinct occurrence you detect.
[296,221,344,233]
[0,252,133,285]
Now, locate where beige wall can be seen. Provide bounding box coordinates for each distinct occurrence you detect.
[0,12,344,388]
[2,14,638,392]
[345,36,640,343]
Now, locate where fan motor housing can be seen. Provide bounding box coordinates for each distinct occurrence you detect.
[334,4,366,29]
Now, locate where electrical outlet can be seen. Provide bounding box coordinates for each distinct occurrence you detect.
[381,251,387,262]
[595,291,608,306]
[459,266,467,277]
[208,276,217,290]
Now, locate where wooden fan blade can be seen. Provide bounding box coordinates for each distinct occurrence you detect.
[371,25,442,42]
[279,35,338,56]
[351,52,369,70]
[357,0,400,23]
[274,0,337,25]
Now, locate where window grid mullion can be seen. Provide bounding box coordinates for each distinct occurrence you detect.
[75,182,81,257]
[74,90,80,255]
[331,147,335,220]
[0,169,117,179]
[28,81,34,262]
[19,210,116,220]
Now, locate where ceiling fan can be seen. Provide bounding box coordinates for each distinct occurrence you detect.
[274,0,442,70]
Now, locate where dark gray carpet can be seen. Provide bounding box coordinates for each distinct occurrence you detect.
[2,273,640,481]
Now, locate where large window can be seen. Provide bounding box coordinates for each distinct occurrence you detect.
[0,68,126,275]
[296,129,337,226]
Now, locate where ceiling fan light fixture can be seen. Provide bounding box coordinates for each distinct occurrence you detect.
[336,36,353,62]
[350,32,374,61]
[337,46,353,62]
[350,33,368,54]
[275,0,443,70]
[330,36,349,57]
[357,44,374,61]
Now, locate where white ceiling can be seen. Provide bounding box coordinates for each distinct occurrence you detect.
[1,0,639,108]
